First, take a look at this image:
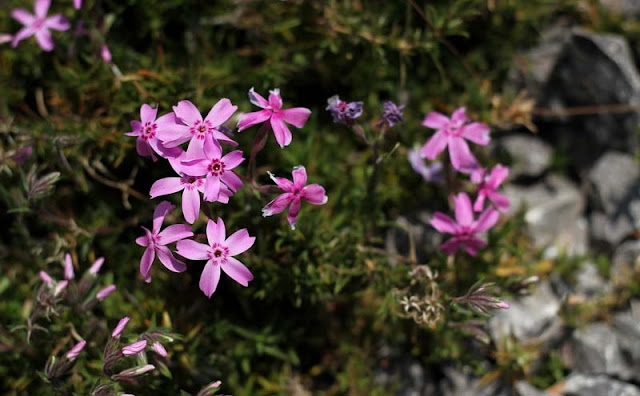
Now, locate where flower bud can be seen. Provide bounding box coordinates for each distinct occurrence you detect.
[65,340,86,361]
[96,284,116,301]
[88,257,105,276]
[64,253,75,280]
[121,340,147,356]
[112,317,130,338]
[111,364,155,380]
[151,342,167,358]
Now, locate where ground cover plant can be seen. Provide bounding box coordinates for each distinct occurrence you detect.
[2,1,640,395]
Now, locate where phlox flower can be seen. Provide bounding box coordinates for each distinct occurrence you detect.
[150,154,234,224]
[420,107,490,172]
[176,218,255,298]
[378,101,404,128]
[135,201,193,281]
[237,88,311,148]
[180,139,244,203]
[157,99,238,159]
[326,95,363,125]
[262,166,328,230]
[11,0,70,51]
[408,148,443,184]
[126,104,182,161]
[472,164,510,212]
[430,192,499,256]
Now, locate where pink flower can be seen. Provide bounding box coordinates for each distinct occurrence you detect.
[135,201,193,280]
[96,284,116,301]
[121,340,147,356]
[420,107,490,172]
[176,218,255,298]
[157,99,238,159]
[430,193,499,256]
[101,44,112,63]
[237,88,311,148]
[151,342,167,357]
[63,253,74,280]
[150,154,233,224]
[111,317,130,338]
[65,340,86,361]
[126,104,182,161]
[11,0,70,51]
[262,166,328,230]
[73,0,82,10]
[180,139,244,203]
[472,164,510,213]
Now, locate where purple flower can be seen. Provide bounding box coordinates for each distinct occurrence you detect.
[121,340,147,356]
[135,201,193,281]
[63,253,74,280]
[11,0,70,51]
[65,340,86,361]
[420,107,490,172]
[176,218,255,298]
[262,166,328,230]
[126,104,182,161]
[326,95,363,125]
[408,148,443,184]
[96,284,116,301]
[157,99,238,159]
[151,342,167,357]
[430,193,499,256]
[111,317,130,338]
[237,88,311,148]
[472,164,510,212]
[378,101,404,128]
[179,139,244,204]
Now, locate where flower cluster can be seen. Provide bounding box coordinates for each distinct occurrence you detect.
[128,89,327,297]
[417,107,510,256]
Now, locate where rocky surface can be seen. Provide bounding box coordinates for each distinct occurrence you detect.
[562,373,640,396]
[495,134,552,179]
[385,212,443,266]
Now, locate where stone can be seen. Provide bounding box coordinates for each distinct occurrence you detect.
[505,175,587,255]
[514,381,550,396]
[573,260,611,298]
[611,241,640,287]
[611,301,640,380]
[495,134,553,179]
[562,373,640,396]
[600,0,640,18]
[385,212,443,266]
[570,323,633,380]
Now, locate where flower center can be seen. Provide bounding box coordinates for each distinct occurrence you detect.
[208,243,230,264]
[181,175,204,190]
[338,102,348,113]
[191,120,213,140]
[207,159,225,177]
[141,122,157,140]
[33,18,46,30]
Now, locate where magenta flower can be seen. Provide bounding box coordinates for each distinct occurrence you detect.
[157,99,238,159]
[176,218,255,298]
[121,340,147,357]
[420,107,490,172]
[96,284,116,301]
[65,340,86,361]
[126,104,182,161]
[63,253,74,280]
[262,166,328,230]
[11,0,70,51]
[472,164,510,213]
[135,201,193,280]
[180,139,244,203]
[111,317,130,338]
[237,88,311,148]
[430,193,499,256]
[150,154,233,224]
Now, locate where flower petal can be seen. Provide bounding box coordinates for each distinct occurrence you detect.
[11,27,36,47]
[152,201,175,233]
[270,113,293,148]
[422,111,449,129]
[150,177,183,198]
[221,150,245,170]
[450,107,468,124]
[203,136,222,159]
[280,107,311,128]
[248,88,269,108]
[135,235,149,247]
[473,192,487,212]
[158,224,193,245]
[237,110,272,132]
[268,89,283,110]
[136,138,153,158]
[454,193,474,227]
[291,166,307,188]
[420,131,447,160]
[11,9,34,25]
[205,98,237,127]
[301,184,327,205]
[140,247,155,278]
[448,137,478,171]
[173,100,202,126]
[287,198,302,229]
[203,175,221,202]
[225,229,255,256]
[474,208,499,232]
[140,104,158,124]
[461,122,490,145]
[488,165,509,189]
[207,218,225,245]
[155,245,187,273]
[222,257,253,287]
[221,171,243,192]
[45,15,70,31]
[35,29,54,52]
[430,212,458,234]
[262,193,294,217]
[199,261,221,298]
[35,0,51,18]
[182,187,201,224]
[268,172,294,191]
[176,240,210,260]
[488,191,510,213]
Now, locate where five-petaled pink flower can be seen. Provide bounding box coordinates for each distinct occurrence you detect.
[150,154,233,224]
[176,218,255,298]
[472,164,510,213]
[180,139,244,203]
[420,107,490,172]
[126,104,182,161]
[157,99,238,159]
[135,201,193,281]
[262,166,328,230]
[430,192,498,256]
[11,0,70,51]
[237,88,311,148]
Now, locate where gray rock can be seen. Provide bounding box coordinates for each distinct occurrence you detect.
[570,323,633,380]
[611,241,640,286]
[489,281,567,344]
[515,381,550,396]
[589,211,635,248]
[601,0,640,18]
[505,175,587,255]
[563,373,640,396]
[496,135,553,178]
[573,260,611,298]
[373,345,438,396]
[385,212,443,266]
[440,367,514,396]
[611,301,640,380]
